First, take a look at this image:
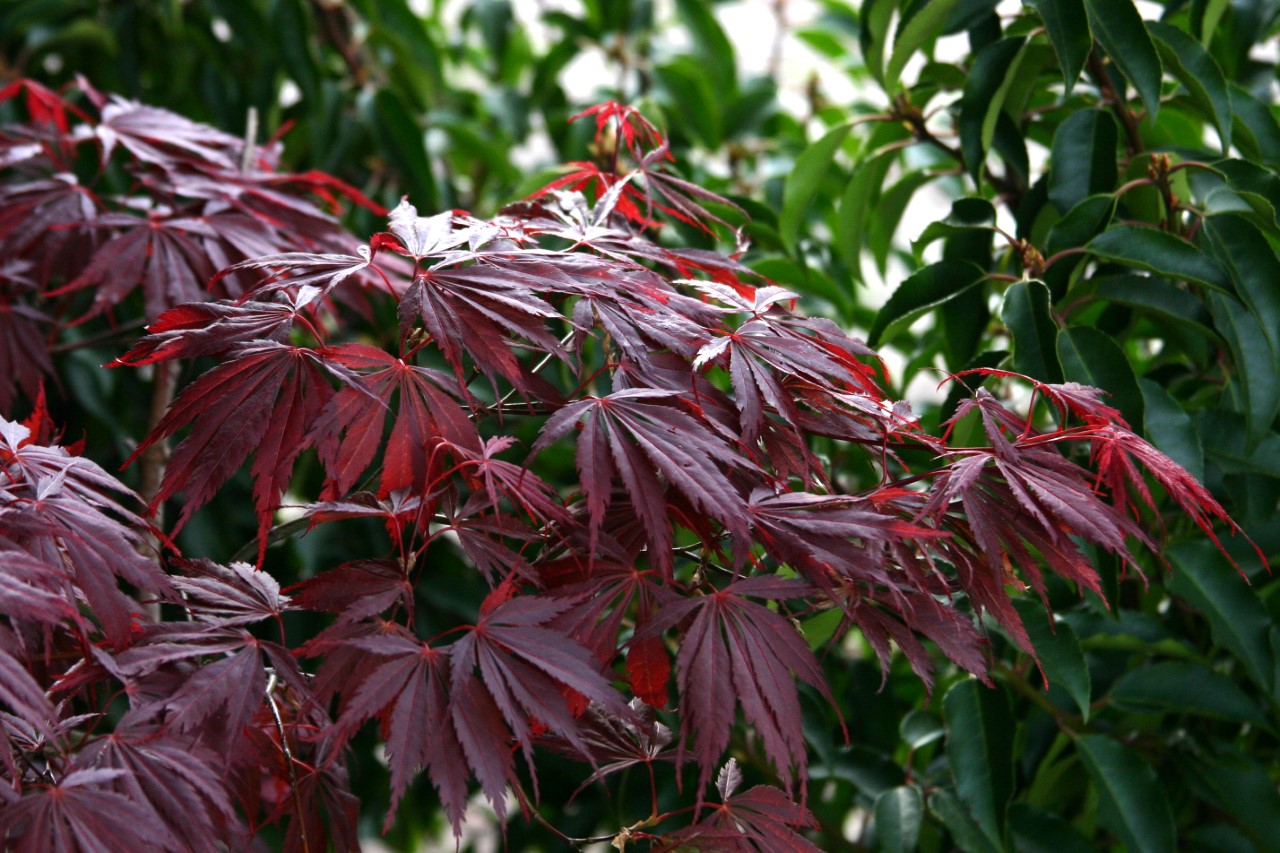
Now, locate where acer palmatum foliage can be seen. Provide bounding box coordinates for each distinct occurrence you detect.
[0,90,1253,849]
[0,76,383,416]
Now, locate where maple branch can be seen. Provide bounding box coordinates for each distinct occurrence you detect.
[266,673,311,853]
[239,106,258,174]
[136,361,178,619]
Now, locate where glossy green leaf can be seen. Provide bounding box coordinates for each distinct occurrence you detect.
[870,170,936,275]
[1195,0,1231,45]
[1184,752,1280,847]
[1140,378,1204,482]
[782,122,852,252]
[813,745,906,797]
[861,0,895,87]
[875,785,924,853]
[1203,215,1280,355]
[1028,0,1090,93]
[367,88,438,208]
[1207,160,1280,234]
[802,607,844,650]
[1044,194,1116,256]
[886,0,960,92]
[1167,539,1275,694]
[1108,661,1266,723]
[1056,326,1144,428]
[939,280,991,370]
[911,197,997,259]
[1093,275,1214,335]
[654,58,721,149]
[1077,735,1176,853]
[271,0,321,106]
[838,147,897,278]
[1229,83,1280,167]
[944,679,1013,849]
[674,0,736,93]
[928,789,1003,853]
[899,709,944,750]
[1012,599,1091,719]
[1002,280,1064,384]
[1048,109,1119,213]
[945,0,1001,34]
[959,36,1027,184]
[1148,22,1232,150]
[1195,411,1280,479]
[868,260,987,347]
[1007,803,1094,853]
[1086,227,1230,291]
[1083,0,1163,121]
[1207,291,1280,449]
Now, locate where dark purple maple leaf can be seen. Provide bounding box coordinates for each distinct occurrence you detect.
[0,767,175,853]
[169,558,288,627]
[532,388,753,576]
[651,761,822,852]
[111,299,305,367]
[77,728,239,851]
[641,576,836,801]
[307,342,479,498]
[128,341,364,557]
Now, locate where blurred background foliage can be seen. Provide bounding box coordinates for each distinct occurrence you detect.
[4,1,1280,851]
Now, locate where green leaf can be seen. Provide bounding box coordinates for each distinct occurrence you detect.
[870,170,937,275]
[1203,215,1280,355]
[911,197,997,259]
[945,0,1001,34]
[875,785,924,853]
[1194,0,1231,45]
[1167,539,1275,694]
[1206,159,1280,235]
[271,0,321,106]
[838,147,897,278]
[1046,196,1116,256]
[1028,0,1091,93]
[813,746,905,797]
[1148,21,1232,151]
[943,679,1013,849]
[1140,378,1204,482]
[1195,411,1280,479]
[1007,803,1094,853]
[1108,661,1266,723]
[1077,735,1176,853]
[1207,291,1280,449]
[1083,0,1163,121]
[674,0,736,93]
[1002,280,1064,384]
[860,0,896,86]
[899,709,944,750]
[928,789,1003,853]
[802,607,844,650]
[1229,83,1280,167]
[654,58,721,149]
[1093,274,1214,335]
[1056,326,1144,428]
[1012,599,1091,719]
[1086,227,1230,291]
[1048,109,1119,213]
[886,0,960,92]
[868,260,987,347]
[960,36,1028,184]
[366,88,438,208]
[782,122,853,252]
[1183,752,1280,848]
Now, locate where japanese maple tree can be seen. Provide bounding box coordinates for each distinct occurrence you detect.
[0,81,1257,850]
